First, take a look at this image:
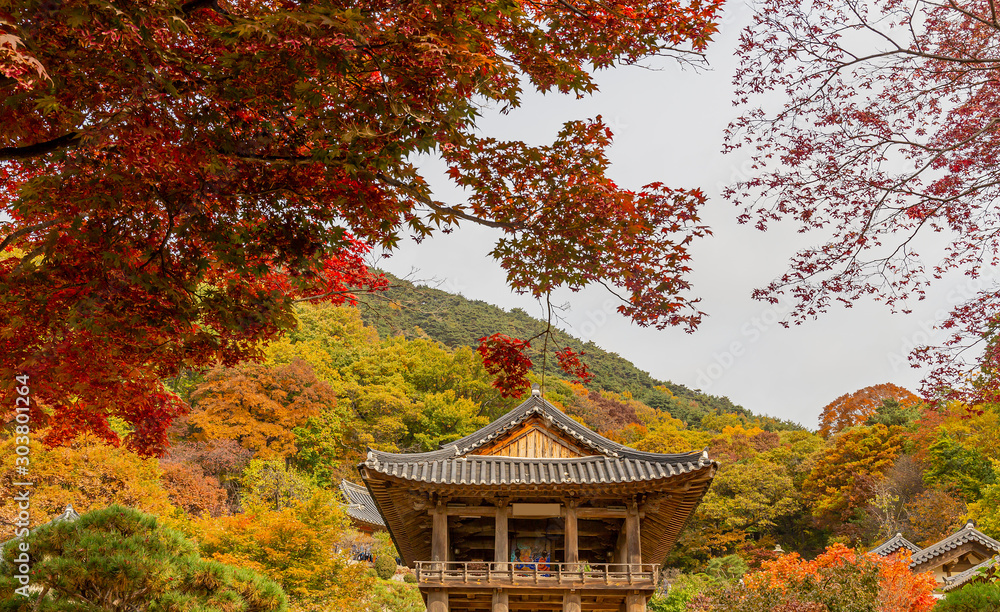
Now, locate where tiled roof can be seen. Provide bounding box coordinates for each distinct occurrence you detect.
[362,394,710,487]
[439,395,634,458]
[363,451,710,487]
[869,533,921,557]
[911,522,1000,568]
[359,395,718,567]
[942,555,999,592]
[340,480,385,528]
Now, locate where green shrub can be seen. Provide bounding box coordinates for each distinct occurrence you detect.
[706,554,749,583]
[935,582,1000,612]
[403,572,418,584]
[375,554,397,580]
[649,573,716,612]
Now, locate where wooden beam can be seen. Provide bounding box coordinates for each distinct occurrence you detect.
[446,506,499,517]
[428,589,449,612]
[433,503,449,564]
[577,508,627,519]
[563,592,582,612]
[626,592,645,612]
[576,508,645,520]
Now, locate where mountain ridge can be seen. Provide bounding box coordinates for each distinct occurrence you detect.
[360,273,803,430]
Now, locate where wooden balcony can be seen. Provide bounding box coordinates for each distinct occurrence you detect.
[415,561,660,591]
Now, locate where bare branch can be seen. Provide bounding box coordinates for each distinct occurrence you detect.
[0,218,63,252]
[0,132,81,160]
[373,172,518,231]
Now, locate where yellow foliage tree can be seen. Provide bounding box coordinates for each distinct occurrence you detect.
[0,432,173,527]
[192,491,375,612]
[802,424,906,528]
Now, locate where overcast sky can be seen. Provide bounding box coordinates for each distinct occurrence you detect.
[376,3,974,429]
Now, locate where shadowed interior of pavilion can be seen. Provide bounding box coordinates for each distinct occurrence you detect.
[358,388,718,612]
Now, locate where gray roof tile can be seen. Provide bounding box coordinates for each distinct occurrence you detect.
[911,522,1000,568]
[943,555,999,592]
[363,452,711,488]
[362,396,709,487]
[339,480,385,528]
[870,533,921,557]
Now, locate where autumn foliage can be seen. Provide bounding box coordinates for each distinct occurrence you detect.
[694,544,936,612]
[0,0,723,453]
[555,347,594,384]
[727,0,1000,403]
[818,384,921,438]
[477,334,534,398]
[186,359,335,459]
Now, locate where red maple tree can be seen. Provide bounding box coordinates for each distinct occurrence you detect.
[818,383,921,438]
[1,0,723,453]
[727,0,1000,404]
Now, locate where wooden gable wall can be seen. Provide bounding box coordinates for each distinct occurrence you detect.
[473,417,596,458]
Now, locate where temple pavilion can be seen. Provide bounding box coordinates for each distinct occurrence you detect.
[871,521,1000,589]
[356,388,718,612]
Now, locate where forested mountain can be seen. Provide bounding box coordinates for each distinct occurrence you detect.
[5,300,1000,612]
[360,273,801,430]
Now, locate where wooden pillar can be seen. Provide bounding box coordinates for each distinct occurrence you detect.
[432,501,449,567]
[625,499,641,566]
[562,592,582,612]
[495,500,509,570]
[428,590,449,612]
[625,592,645,612]
[565,501,579,571]
[492,590,509,612]
[429,501,450,612]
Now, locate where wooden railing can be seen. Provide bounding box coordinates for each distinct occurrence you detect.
[414,561,659,589]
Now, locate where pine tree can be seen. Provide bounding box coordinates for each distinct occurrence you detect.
[0,505,287,612]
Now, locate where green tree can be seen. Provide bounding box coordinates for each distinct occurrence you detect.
[239,460,316,512]
[934,582,1000,612]
[924,434,996,501]
[968,459,1000,539]
[866,399,922,429]
[0,505,287,612]
[648,573,716,612]
[292,410,357,488]
[706,554,749,583]
[699,458,800,535]
[406,390,490,451]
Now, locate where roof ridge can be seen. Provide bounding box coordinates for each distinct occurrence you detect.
[910,522,1000,567]
[869,532,920,556]
[414,395,708,462]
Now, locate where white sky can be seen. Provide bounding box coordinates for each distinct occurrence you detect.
[376,3,977,429]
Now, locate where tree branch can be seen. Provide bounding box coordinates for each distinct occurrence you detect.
[0,132,81,160]
[0,219,63,252]
[373,172,517,231]
[180,0,231,16]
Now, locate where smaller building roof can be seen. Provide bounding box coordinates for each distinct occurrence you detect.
[942,555,999,592]
[910,522,1000,568]
[869,533,921,557]
[340,480,385,529]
